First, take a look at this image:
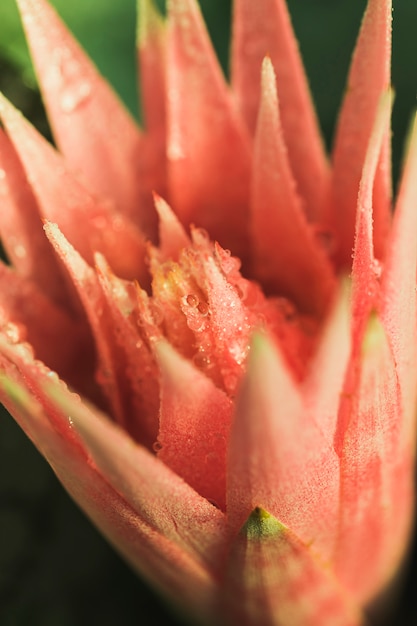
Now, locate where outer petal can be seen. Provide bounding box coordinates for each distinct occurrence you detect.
[381,113,417,445]
[15,0,153,234]
[220,508,362,626]
[227,332,339,561]
[137,0,168,219]
[156,340,233,510]
[44,223,159,447]
[166,0,252,261]
[334,315,413,602]
[0,262,95,396]
[0,339,226,625]
[0,128,70,307]
[349,90,392,338]
[328,0,392,268]
[232,0,329,221]
[250,58,335,317]
[0,95,148,284]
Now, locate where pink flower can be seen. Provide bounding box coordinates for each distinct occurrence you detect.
[0,0,416,624]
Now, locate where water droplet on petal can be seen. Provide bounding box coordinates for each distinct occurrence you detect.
[60,81,91,113]
[153,440,163,453]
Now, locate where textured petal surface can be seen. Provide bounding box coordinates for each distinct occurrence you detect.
[0,95,148,284]
[329,0,392,267]
[166,0,252,261]
[15,0,152,234]
[220,508,362,626]
[44,224,159,447]
[250,58,335,316]
[0,344,223,623]
[156,340,233,510]
[232,0,329,221]
[334,315,413,602]
[137,0,168,223]
[227,332,339,561]
[0,128,70,306]
[381,114,417,445]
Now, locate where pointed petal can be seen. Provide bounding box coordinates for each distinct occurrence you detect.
[227,332,339,560]
[94,254,160,446]
[154,193,190,262]
[44,223,158,446]
[166,0,252,260]
[303,280,352,444]
[137,0,168,230]
[335,314,414,602]
[329,0,392,268]
[0,262,95,394]
[251,58,335,317]
[0,128,70,306]
[232,0,329,221]
[156,340,233,510]
[350,91,392,334]
[15,0,152,233]
[220,508,362,626]
[381,113,417,445]
[0,95,148,284]
[0,362,221,622]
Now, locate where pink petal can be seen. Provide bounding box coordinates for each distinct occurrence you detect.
[381,113,417,445]
[0,347,224,620]
[44,223,159,447]
[0,262,95,396]
[350,91,392,338]
[328,0,392,268]
[166,0,252,261]
[0,128,70,306]
[0,95,149,284]
[153,193,190,262]
[15,0,154,235]
[231,0,329,221]
[137,0,168,215]
[156,340,233,510]
[227,332,340,561]
[251,58,335,317]
[220,507,361,626]
[303,280,352,445]
[334,315,413,602]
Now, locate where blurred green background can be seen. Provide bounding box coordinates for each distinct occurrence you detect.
[0,1,416,624]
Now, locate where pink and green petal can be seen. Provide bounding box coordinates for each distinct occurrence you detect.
[250,58,335,317]
[15,0,152,234]
[0,369,221,624]
[381,113,417,445]
[165,0,252,261]
[334,314,413,602]
[329,0,392,268]
[137,0,168,220]
[220,508,362,626]
[156,339,233,510]
[232,0,329,221]
[0,94,149,284]
[227,332,339,560]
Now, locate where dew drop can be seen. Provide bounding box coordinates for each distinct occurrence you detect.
[185,293,199,307]
[152,440,163,453]
[197,301,209,316]
[60,81,91,113]
[371,258,382,279]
